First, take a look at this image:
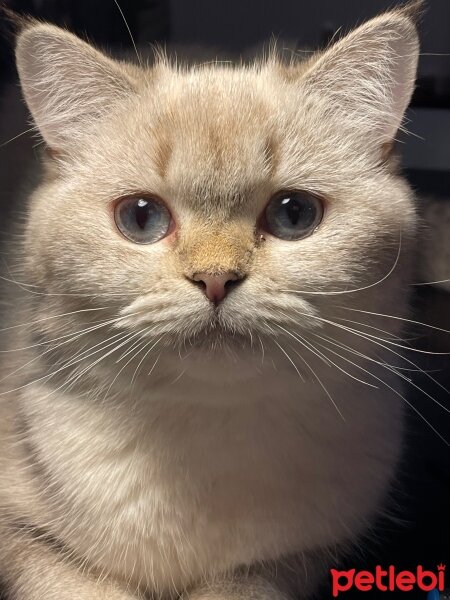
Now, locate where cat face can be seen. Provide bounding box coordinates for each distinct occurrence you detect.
[15,7,419,363]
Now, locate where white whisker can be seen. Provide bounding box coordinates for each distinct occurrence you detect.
[273,340,305,382]
[313,333,450,415]
[274,326,345,420]
[339,306,450,335]
[281,230,402,296]
[112,0,143,68]
[315,337,449,447]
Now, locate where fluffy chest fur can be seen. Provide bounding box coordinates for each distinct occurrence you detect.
[15,357,402,593]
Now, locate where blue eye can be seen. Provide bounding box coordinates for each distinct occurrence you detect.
[115,196,171,244]
[264,191,324,241]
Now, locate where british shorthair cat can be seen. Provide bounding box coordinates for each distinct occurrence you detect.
[0,3,422,599]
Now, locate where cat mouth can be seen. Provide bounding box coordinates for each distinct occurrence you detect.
[181,316,253,351]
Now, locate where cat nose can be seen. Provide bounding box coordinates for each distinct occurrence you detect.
[191,272,242,304]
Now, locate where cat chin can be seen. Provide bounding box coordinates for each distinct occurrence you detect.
[170,352,265,385]
[158,332,267,384]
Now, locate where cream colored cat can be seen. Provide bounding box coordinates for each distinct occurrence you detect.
[0,4,421,599]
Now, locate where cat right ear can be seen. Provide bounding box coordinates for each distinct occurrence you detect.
[15,22,137,152]
[294,4,420,153]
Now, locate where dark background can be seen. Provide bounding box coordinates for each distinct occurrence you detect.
[0,1,449,599]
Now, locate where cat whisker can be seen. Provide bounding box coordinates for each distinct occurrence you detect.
[0,314,138,384]
[272,339,305,382]
[413,278,450,286]
[63,331,142,392]
[63,329,137,372]
[275,330,345,420]
[0,124,41,148]
[338,306,450,335]
[169,369,186,386]
[280,230,402,296]
[274,321,332,368]
[313,336,449,447]
[115,327,156,363]
[289,308,450,395]
[131,335,165,383]
[312,332,450,415]
[332,317,411,342]
[283,325,377,390]
[147,352,161,377]
[257,334,266,366]
[0,269,132,298]
[111,0,143,68]
[0,266,132,299]
[102,327,156,401]
[293,308,450,356]
[0,327,136,396]
[0,306,111,339]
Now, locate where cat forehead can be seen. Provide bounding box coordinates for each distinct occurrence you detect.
[133,65,290,206]
[86,63,308,214]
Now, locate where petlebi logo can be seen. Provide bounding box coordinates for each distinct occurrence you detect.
[330,564,446,597]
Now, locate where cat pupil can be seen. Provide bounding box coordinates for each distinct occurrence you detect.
[135,201,149,230]
[286,200,301,226]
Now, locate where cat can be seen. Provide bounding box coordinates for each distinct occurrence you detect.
[0,3,422,599]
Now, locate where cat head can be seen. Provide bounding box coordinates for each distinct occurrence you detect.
[14,4,420,377]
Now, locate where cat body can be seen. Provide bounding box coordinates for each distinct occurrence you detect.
[0,4,420,599]
[1,347,404,595]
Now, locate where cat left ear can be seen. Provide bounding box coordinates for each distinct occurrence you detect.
[298,4,420,149]
[15,22,138,152]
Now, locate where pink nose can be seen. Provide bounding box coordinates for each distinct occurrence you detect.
[192,272,241,304]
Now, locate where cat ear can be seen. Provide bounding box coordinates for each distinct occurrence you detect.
[15,23,137,151]
[299,6,420,148]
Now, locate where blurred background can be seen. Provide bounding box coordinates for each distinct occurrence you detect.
[0,1,449,598]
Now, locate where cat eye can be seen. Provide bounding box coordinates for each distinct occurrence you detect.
[264,191,324,241]
[114,196,172,244]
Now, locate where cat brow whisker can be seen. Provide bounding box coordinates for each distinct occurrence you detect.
[111,0,143,68]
